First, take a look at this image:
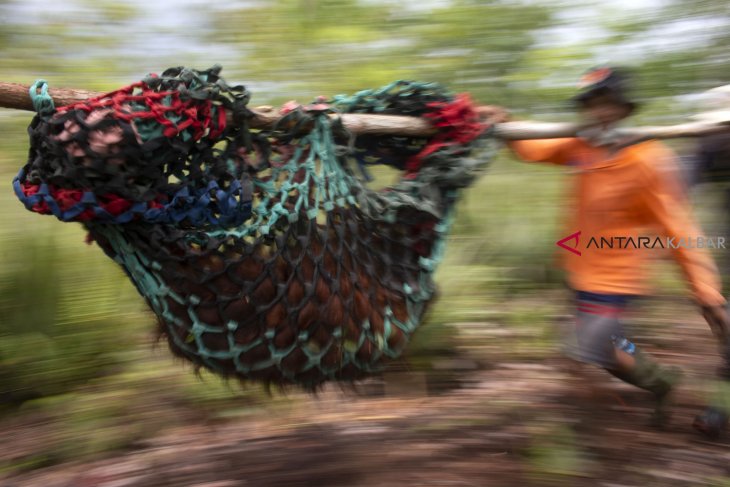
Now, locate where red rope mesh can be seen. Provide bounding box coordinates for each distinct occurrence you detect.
[57,78,227,141]
[405,94,486,175]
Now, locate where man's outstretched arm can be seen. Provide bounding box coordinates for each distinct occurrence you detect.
[476,105,576,165]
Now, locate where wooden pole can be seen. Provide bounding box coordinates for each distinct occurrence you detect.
[0,81,437,137]
[0,82,98,111]
[2,81,729,140]
[493,120,730,141]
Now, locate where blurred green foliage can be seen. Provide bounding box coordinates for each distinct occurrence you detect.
[0,236,136,407]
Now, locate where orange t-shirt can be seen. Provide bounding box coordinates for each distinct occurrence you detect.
[509,138,725,306]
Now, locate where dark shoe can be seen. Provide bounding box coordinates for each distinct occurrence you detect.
[693,406,729,440]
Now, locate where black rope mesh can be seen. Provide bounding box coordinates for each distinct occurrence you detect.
[15,68,499,388]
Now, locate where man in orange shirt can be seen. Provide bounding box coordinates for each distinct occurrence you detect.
[481,67,730,437]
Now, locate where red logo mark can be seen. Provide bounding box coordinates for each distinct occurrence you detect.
[556,231,582,256]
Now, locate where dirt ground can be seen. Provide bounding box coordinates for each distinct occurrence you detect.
[2,299,730,487]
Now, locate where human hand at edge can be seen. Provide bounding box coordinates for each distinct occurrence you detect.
[702,304,729,342]
[702,304,730,378]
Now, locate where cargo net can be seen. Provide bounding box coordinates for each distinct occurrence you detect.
[15,66,498,387]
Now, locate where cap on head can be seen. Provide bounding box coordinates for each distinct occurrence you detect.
[573,66,638,113]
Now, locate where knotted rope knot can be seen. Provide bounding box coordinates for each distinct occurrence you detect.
[29,79,55,116]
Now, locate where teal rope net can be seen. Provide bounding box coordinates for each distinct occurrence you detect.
[15,66,499,388]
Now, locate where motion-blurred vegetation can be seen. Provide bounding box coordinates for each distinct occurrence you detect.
[0,0,728,473]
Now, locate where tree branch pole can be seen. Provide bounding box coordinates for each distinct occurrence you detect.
[1,81,729,140]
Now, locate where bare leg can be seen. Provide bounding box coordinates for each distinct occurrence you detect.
[613,347,636,372]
